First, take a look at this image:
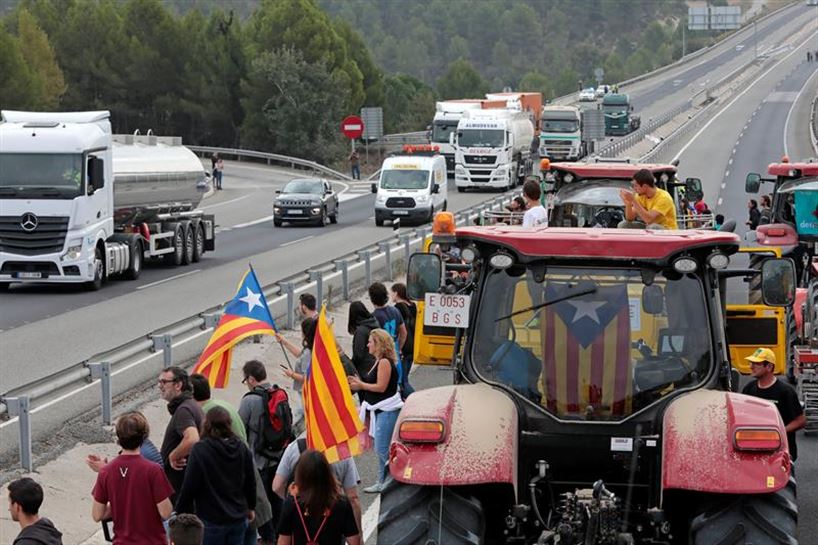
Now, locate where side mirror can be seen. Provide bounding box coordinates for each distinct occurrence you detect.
[670,158,680,167]
[407,253,442,300]
[88,157,105,191]
[325,189,333,195]
[685,177,703,200]
[371,183,377,194]
[761,258,796,307]
[642,284,665,315]
[745,173,761,193]
[432,183,440,194]
[275,189,281,194]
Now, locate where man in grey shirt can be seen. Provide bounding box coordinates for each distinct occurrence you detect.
[272,434,362,533]
[238,359,281,545]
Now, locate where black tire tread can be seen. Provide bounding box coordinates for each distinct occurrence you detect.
[691,477,798,545]
[377,478,484,545]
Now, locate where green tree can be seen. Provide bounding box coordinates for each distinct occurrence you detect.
[333,19,384,106]
[16,8,65,109]
[381,73,435,133]
[519,70,553,100]
[0,26,38,109]
[241,47,348,163]
[436,59,487,100]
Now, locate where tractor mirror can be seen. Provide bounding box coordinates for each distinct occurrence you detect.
[760,258,796,307]
[642,284,665,315]
[684,177,702,200]
[371,183,377,194]
[745,173,761,193]
[407,253,442,300]
[432,183,440,194]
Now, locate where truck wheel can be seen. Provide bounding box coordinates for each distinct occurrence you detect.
[690,476,798,545]
[0,283,10,292]
[181,224,194,265]
[191,223,204,263]
[378,478,484,545]
[123,240,143,280]
[274,219,283,227]
[85,246,105,291]
[164,223,184,266]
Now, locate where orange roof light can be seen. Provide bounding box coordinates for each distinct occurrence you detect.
[432,211,456,235]
[403,144,440,154]
[540,158,551,171]
[781,155,789,163]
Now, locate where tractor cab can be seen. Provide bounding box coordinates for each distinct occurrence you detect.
[542,160,709,229]
[382,222,799,545]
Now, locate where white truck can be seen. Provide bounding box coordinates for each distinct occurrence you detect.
[430,100,485,176]
[539,105,584,161]
[0,110,215,291]
[453,108,535,192]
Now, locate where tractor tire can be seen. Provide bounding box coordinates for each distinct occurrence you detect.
[457,187,465,193]
[690,476,798,545]
[377,478,484,545]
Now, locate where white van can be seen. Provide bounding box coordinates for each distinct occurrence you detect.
[374,153,447,226]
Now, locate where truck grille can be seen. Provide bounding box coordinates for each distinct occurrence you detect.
[0,261,61,275]
[0,215,69,256]
[386,197,416,208]
[464,155,496,165]
[544,140,574,148]
[465,168,493,182]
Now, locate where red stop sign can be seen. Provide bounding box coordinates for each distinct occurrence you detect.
[341,115,364,139]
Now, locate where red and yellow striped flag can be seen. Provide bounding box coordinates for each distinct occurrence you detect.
[303,306,366,462]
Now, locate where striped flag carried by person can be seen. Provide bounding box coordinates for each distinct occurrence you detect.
[542,283,633,417]
[193,266,276,388]
[304,306,367,463]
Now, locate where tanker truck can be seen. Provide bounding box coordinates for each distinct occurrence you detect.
[0,110,215,290]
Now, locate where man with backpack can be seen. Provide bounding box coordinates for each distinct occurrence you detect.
[272,433,362,533]
[239,360,294,545]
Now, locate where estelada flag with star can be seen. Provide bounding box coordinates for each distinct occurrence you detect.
[193,266,277,388]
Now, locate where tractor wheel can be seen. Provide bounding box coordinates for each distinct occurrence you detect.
[690,476,798,545]
[377,478,484,545]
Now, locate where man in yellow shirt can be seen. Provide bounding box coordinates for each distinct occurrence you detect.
[618,169,678,229]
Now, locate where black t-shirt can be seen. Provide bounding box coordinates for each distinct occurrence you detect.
[394,301,417,358]
[161,397,204,492]
[278,496,358,545]
[742,379,803,460]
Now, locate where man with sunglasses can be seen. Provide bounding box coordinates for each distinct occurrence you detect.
[742,348,805,461]
[158,367,204,501]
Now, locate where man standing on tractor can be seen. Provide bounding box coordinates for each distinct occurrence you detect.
[618,169,678,229]
[742,348,806,461]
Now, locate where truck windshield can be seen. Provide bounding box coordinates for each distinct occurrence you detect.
[458,129,505,148]
[542,119,579,133]
[471,266,711,421]
[381,169,430,190]
[0,153,84,199]
[432,122,458,144]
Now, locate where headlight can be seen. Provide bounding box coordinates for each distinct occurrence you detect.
[375,194,387,204]
[62,244,83,262]
[311,207,322,214]
[563,173,574,183]
[673,256,698,273]
[707,252,730,270]
[274,206,281,213]
[415,194,430,204]
[455,165,466,174]
[489,252,514,269]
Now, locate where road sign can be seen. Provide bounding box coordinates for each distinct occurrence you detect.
[341,115,364,139]
[582,109,605,141]
[594,67,604,79]
[360,108,383,140]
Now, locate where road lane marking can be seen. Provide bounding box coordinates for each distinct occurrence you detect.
[783,66,818,157]
[201,194,252,210]
[232,215,276,229]
[280,235,314,248]
[363,496,380,542]
[136,269,201,290]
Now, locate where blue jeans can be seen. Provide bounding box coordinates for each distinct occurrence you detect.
[202,519,247,545]
[401,354,415,397]
[351,164,360,180]
[374,409,400,483]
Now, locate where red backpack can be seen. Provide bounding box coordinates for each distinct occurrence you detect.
[247,384,294,459]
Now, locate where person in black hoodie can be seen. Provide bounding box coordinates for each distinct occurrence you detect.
[8,478,63,545]
[346,301,380,377]
[176,406,256,545]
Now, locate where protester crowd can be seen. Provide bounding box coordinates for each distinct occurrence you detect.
[6,284,418,545]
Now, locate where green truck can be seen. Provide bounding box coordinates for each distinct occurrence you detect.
[602,93,641,136]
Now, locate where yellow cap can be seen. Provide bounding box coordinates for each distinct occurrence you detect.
[745,347,776,365]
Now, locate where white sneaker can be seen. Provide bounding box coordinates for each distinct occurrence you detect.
[363,482,383,494]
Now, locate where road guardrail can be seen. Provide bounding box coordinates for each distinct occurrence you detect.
[189,145,354,181]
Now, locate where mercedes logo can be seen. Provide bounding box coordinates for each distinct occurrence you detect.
[20,213,38,232]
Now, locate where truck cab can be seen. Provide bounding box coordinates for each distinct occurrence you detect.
[540,106,584,161]
[430,100,485,176]
[374,147,447,226]
[602,93,640,136]
[453,109,534,192]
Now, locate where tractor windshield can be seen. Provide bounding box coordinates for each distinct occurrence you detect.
[471,266,712,421]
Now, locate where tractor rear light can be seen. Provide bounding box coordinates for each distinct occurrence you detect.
[399,419,446,443]
[766,228,787,237]
[734,428,781,451]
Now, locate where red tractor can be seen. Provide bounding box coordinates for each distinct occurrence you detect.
[379,220,798,544]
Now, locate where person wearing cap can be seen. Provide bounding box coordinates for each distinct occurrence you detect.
[741,348,805,461]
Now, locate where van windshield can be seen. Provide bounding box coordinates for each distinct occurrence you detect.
[458,129,505,148]
[381,169,430,190]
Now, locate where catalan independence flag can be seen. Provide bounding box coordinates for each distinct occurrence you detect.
[542,283,633,417]
[303,306,366,463]
[193,267,277,388]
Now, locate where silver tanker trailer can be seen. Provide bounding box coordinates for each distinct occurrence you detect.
[0,110,215,290]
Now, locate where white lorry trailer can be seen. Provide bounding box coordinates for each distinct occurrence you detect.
[539,105,584,161]
[430,100,485,176]
[0,110,214,290]
[453,108,535,192]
